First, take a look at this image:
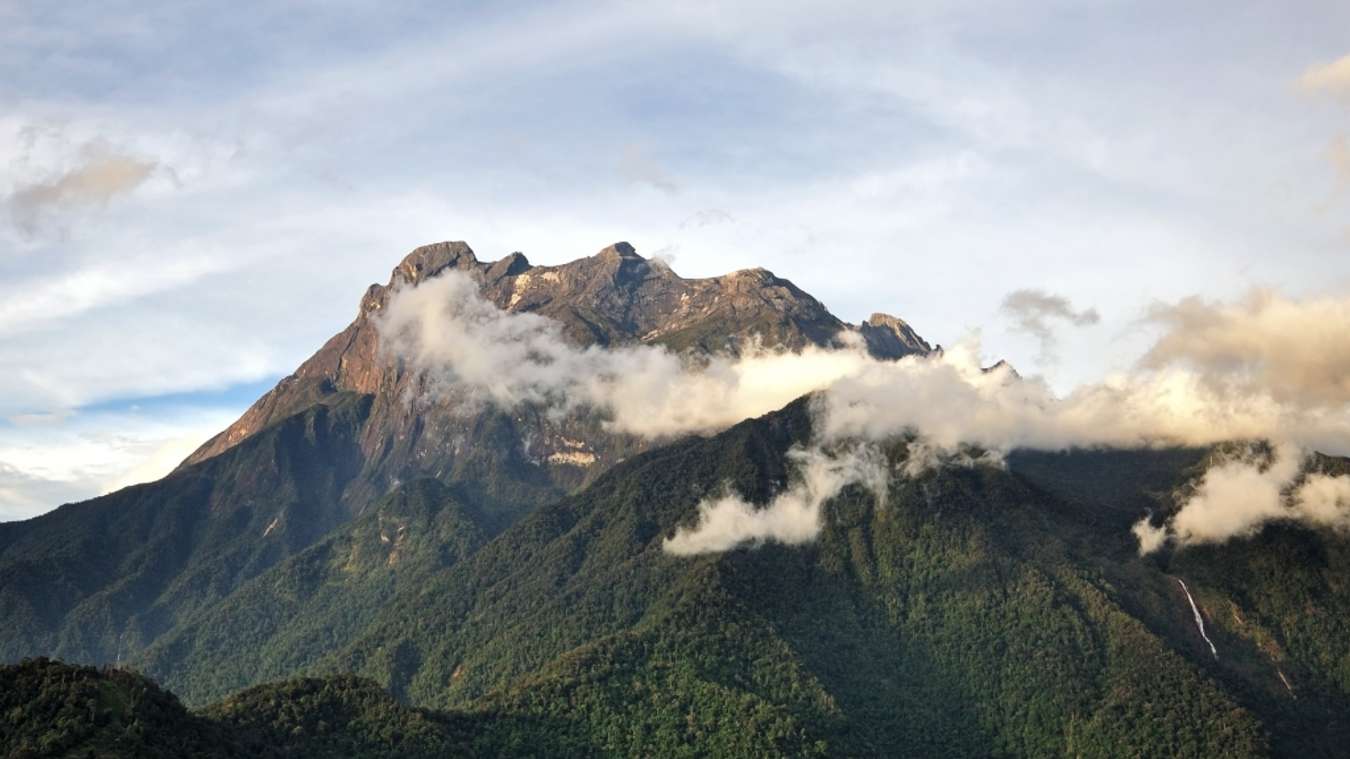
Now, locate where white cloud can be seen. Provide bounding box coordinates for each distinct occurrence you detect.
[1140,289,1350,408]
[1133,444,1350,555]
[664,444,888,555]
[0,257,228,335]
[374,269,875,438]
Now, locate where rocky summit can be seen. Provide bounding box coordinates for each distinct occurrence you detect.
[176,241,932,529]
[185,240,929,469]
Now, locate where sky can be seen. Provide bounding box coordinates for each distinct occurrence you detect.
[2,1,1348,521]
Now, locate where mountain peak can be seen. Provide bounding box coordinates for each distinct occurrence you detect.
[184,239,934,470]
[596,241,641,261]
[486,251,531,281]
[860,311,933,357]
[391,241,478,287]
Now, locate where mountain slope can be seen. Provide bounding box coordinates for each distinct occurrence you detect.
[140,478,496,699]
[140,395,1350,756]
[0,658,248,758]
[308,398,1273,756]
[0,395,372,665]
[1,240,913,674]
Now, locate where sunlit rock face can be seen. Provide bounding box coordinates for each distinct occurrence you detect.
[182,240,932,520]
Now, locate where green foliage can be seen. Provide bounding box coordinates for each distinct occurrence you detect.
[0,658,247,758]
[203,675,477,758]
[0,394,374,667]
[139,478,494,703]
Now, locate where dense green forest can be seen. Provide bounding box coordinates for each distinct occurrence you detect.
[1,658,514,758]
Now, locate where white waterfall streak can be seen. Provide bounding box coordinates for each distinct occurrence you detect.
[1176,578,1218,658]
[1277,670,1295,696]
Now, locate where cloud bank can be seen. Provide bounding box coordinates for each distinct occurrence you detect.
[375,269,875,438]
[1139,290,1350,407]
[377,271,1350,555]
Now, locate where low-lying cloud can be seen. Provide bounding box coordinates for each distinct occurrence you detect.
[1133,444,1350,555]
[377,271,1350,555]
[664,445,888,555]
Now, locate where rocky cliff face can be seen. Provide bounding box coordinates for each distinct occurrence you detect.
[183,241,931,517]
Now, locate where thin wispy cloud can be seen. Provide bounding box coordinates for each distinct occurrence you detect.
[1331,136,1350,183]
[1298,53,1350,101]
[999,289,1100,364]
[0,405,239,521]
[7,142,157,234]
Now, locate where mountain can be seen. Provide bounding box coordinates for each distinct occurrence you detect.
[148,398,1345,756]
[4,240,1350,757]
[17,401,1350,755]
[183,240,927,477]
[0,396,371,664]
[0,241,926,669]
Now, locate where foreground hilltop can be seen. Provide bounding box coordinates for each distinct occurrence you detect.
[0,658,520,758]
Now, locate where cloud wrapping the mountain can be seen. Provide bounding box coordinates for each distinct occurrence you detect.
[817,341,1350,455]
[664,445,888,555]
[378,271,1350,555]
[1133,445,1350,555]
[375,269,873,438]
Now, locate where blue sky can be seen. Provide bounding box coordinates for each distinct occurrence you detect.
[2,1,1348,519]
